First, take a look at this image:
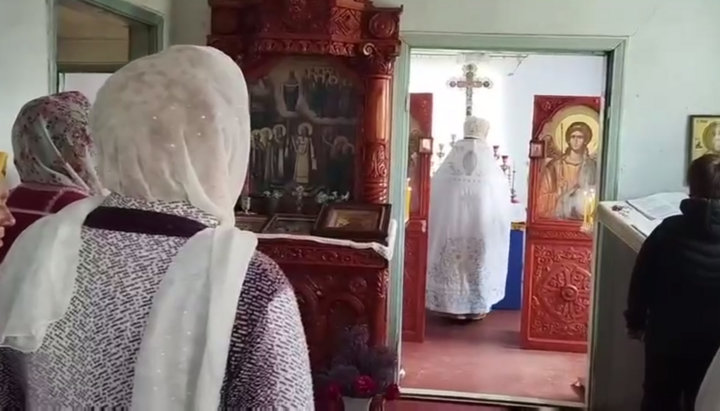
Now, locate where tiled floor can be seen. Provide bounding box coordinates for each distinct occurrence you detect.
[401,310,586,403]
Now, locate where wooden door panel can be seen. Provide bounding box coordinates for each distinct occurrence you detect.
[522,239,592,353]
[403,230,426,342]
[521,95,601,353]
[402,93,433,343]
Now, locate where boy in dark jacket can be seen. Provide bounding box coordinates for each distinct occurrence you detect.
[626,153,720,411]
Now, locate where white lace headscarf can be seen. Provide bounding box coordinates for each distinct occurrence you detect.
[91,45,251,223]
[0,46,257,410]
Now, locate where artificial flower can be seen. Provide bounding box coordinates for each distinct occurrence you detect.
[354,375,376,397]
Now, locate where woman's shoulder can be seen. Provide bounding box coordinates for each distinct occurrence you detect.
[243,251,293,298]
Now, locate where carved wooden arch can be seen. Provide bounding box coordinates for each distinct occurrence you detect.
[208,0,403,204]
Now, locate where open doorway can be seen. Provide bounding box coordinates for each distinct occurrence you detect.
[400,49,609,407]
[54,0,163,98]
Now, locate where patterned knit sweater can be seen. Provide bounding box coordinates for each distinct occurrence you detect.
[0,194,314,409]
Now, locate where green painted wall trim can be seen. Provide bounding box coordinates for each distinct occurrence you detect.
[47,0,59,93]
[598,41,626,201]
[388,32,628,391]
[387,40,411,366]
[401,32,626,53]
[587,41,627,406]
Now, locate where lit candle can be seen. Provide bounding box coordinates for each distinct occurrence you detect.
[406,178,412,221]
[582,188,596,226]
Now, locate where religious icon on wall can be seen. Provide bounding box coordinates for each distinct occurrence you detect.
[533,101,601,221]
[689,115,720,162]
[528,137,545,159]
[247,57,359,200]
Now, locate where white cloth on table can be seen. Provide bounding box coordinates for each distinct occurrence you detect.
[425,121,512,317]
[256,218,398,260]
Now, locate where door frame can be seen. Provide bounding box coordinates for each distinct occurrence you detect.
[47,0,165,93]
[388,32,627,407]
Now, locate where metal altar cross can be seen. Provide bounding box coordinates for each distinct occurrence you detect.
[447,63,493,116]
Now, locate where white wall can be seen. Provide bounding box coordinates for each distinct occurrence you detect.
[60,73,112,104]
[409,53,605,211]
[0,1,51,186]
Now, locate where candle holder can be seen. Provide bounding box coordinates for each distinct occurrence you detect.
[499,155,514,203]
[240,194,251,214]
[493,145,500,161]
[501,155,510,177]
[510,168,519,203]
[580,188,597,233]
[292,185,305,214]
[437,143,446,160]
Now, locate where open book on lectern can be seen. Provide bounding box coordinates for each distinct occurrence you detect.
[625,192,687,237]
[597,192,687,253]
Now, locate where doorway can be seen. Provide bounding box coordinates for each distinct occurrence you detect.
[389,34,626,410]
[53,0,164,95]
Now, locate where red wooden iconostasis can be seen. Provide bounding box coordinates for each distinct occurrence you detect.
[207,2,403,406]
[402,93,433,343]
[521,95,601,353]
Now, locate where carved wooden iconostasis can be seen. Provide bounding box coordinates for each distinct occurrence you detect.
[522,95,601,353]
[402,93,433,343]
[207,0,403,391]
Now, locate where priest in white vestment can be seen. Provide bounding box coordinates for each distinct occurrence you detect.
[425,116,512,321]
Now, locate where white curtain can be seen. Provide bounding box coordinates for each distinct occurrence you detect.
[409,54,505,174]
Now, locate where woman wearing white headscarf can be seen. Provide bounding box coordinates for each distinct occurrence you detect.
[0,45,313,409]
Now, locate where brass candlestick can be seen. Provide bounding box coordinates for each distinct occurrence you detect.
[510,167,519,203]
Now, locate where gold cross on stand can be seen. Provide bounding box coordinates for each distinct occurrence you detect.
[447,63,493,116]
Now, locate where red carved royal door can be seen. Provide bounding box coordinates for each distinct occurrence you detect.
[521,95,601,353]
[402,93,433,343]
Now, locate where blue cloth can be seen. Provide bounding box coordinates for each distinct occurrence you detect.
[493,229,524,310]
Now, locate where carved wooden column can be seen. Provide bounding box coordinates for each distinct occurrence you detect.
[359,43,395,203]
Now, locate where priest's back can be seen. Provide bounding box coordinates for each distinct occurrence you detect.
[425,116,512,321]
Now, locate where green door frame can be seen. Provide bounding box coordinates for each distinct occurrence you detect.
[388,32,627,407]
[48,0,165,92]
